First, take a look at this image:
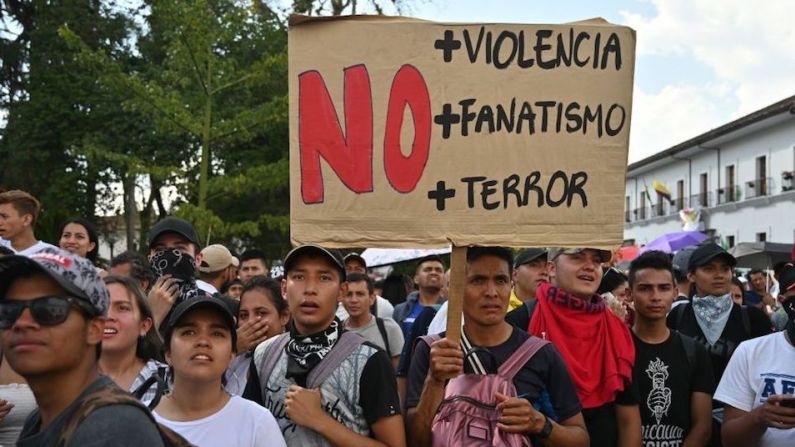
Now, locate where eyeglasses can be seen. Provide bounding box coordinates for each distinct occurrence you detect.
[0,296,94,329]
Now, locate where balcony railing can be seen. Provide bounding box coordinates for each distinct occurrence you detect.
[716,185,742,205]
[745,177,773,199]
[689,192,713,208]
[782,172,794,192]
[626,175,794,227]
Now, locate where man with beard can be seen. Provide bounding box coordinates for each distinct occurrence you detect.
[716,263,795,447]
[392,255,446,342]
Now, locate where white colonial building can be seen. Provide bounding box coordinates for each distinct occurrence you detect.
[624,95,795,247]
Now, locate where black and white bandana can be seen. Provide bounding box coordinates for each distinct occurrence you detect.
[285,319,342,386]
[149,249,200,303]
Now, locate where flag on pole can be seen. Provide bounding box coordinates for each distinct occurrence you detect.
[653,180,673,204]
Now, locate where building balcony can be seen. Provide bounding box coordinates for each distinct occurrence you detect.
[782,171,794,192]
[689,192,713,208]
[745,177,773,199]
[716,186,742,205]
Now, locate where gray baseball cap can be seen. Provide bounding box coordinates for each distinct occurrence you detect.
[0,247,109,316]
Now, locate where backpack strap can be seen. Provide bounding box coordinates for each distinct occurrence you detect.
[417,333,443,350]
[497,336,549,380]
[672,302,689,329]
[675,330,698,373]
[307,331,366,388]
[131,366,168,410]
[740,305,751,336]
[375,317,392,358]
[525,299,537,322]
[257,333,290,396]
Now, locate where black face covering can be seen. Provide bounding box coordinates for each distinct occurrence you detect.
[149,249,200,303]
[285,319,342,387]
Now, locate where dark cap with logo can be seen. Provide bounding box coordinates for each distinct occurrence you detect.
[514,248,547,269]
[165,294,238,349]
[148,217,201,249]
[687,242,737,272]
[284,245,346,281]
[0,247,109,316]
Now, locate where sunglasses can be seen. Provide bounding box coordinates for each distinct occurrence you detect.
[0,296,94,330]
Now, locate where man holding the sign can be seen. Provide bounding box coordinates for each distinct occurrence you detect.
[406,247,588,447]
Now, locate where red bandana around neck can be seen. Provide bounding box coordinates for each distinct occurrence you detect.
[529,282,635,409]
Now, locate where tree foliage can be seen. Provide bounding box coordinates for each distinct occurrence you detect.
[1,0,417,261]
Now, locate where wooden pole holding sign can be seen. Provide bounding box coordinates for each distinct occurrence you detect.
[445,245,467,344]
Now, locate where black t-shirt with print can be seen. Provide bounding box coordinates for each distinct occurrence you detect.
[405,326,582,423]
[667,303,771,384]
[632,331,715,446]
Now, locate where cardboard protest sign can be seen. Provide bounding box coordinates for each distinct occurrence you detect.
[289,15,635,249]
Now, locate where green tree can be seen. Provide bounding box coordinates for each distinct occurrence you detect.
[61,0,290,255]
[0,0,135,244]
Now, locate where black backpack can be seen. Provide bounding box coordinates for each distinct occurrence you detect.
[670,302,750,336]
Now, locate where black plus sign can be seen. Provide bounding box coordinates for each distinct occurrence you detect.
[434,103,460,139]
[427,181,456,211]
[434,30,461,63]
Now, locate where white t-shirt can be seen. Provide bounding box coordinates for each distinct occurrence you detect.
[343,314,405,358]
[154,395,285,447]
[9,240,57,256]
[714,332,795,447]
[427,301,464,335]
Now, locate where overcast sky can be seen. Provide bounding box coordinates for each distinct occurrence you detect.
[377,0,795,163]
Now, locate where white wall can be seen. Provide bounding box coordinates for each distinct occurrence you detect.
[624,116,795,246]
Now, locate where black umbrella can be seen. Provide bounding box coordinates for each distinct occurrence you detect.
[728,242,794,270]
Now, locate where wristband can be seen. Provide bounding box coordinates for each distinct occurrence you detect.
[538,414,553,439]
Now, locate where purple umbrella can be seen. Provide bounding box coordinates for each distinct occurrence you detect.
[640,231,708,254]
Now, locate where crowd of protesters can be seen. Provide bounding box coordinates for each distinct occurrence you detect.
[0,188,793,446]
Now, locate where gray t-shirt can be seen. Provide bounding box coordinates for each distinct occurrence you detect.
[18,376,164,447]
[344,315,404,358]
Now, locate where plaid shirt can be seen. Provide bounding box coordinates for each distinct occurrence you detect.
[129,359,168,407]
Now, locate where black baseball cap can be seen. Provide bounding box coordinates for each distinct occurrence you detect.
[148,217,201,249]
[343,252,367,268]
[514,248,547,269]
[687,242,737,272]
[165,295,237,349]
[283,245,346,281]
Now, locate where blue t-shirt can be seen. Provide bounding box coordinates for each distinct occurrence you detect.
[402,302,425,337]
